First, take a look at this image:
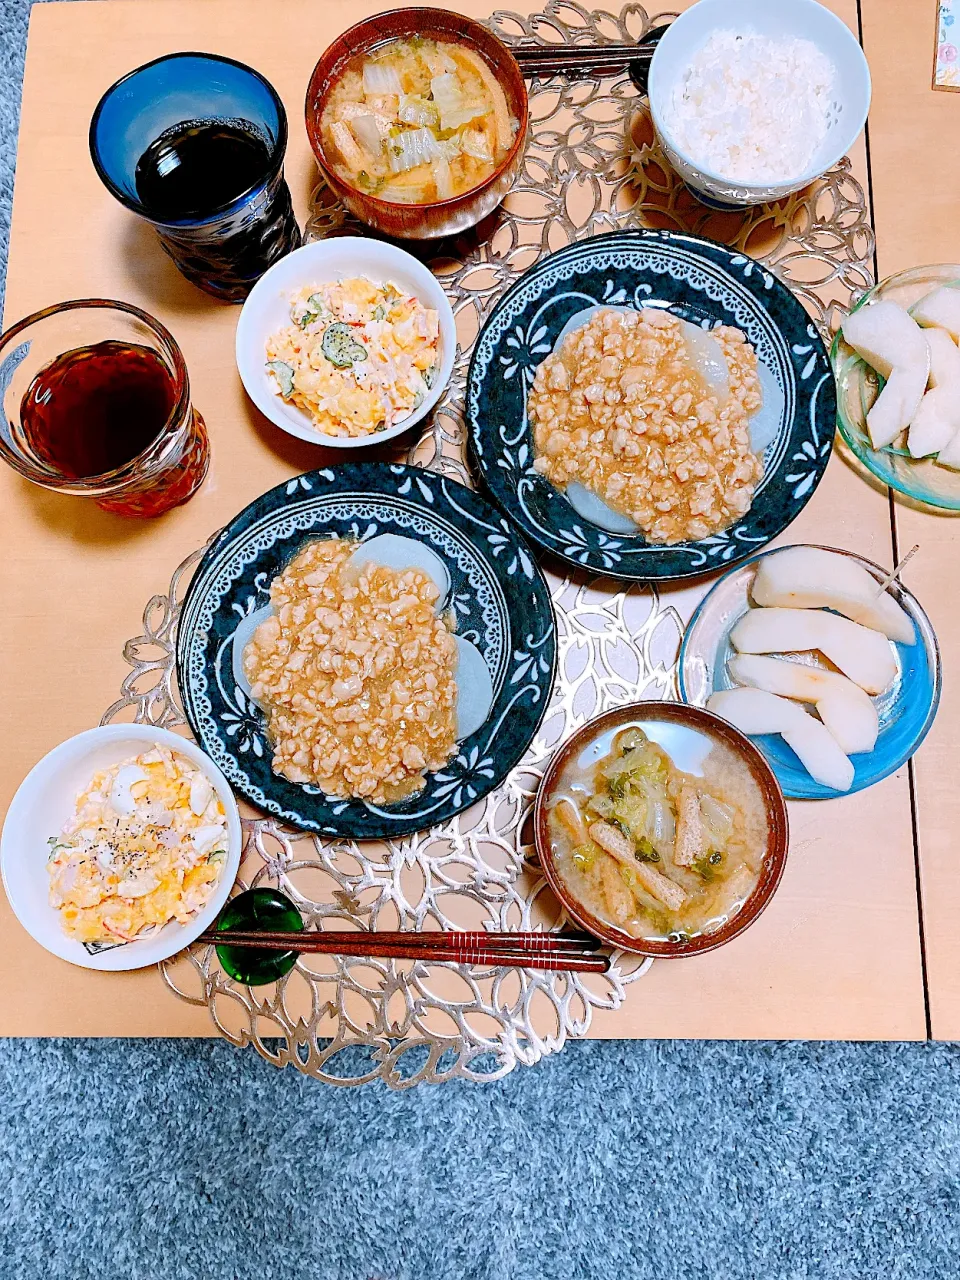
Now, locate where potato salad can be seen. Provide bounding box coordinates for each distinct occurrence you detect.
[265,277,440,438]
[46,747,229,945]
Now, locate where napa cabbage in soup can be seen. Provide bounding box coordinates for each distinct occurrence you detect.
[320,37,519,204]
[547,723,767,943]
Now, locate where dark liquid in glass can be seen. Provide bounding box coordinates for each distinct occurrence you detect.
[134,119,272,220]
[20,341,175,478]
[132,118,301,301]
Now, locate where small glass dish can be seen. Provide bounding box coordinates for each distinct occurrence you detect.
[213,887,305,986]
[832,263,960,511]
[304,7,529,240]
[679,545,942,800]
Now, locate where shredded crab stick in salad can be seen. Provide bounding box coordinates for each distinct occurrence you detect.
[46,747,229,946]
[265,277,441,439]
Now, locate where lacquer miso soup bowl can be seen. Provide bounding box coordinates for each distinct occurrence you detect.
[305,8,529,239]
[533,702,789,958]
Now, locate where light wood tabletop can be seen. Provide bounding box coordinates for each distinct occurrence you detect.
[0,0,935,1040]
[861,0,960,1042]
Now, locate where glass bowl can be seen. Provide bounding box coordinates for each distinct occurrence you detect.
[832,263,960,510]
[679,545,942,800]
[304,7,529,240]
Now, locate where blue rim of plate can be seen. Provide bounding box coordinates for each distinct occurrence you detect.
[677,544,942,799]
[466,228,836,581]
[175,464,557,839]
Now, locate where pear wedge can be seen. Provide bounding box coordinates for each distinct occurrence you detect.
[908,384,960,457]
[842,300,928,379]
[707,688,854,792]
[936,426,960,470]
[924,327,960,387]
[727,654,879,754]
[909,285,960,340]
[751,547,916,645]
[866,359,929,450]
[730,606,896,694]
[907,330,960,457]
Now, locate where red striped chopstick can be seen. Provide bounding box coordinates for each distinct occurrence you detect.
[197,929,609,973]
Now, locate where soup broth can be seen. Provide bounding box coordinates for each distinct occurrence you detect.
[320,36,519,204]
[547,720,768,943]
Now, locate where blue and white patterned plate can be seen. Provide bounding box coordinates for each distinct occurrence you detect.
[175,464,556,839]
[466,229,836,580]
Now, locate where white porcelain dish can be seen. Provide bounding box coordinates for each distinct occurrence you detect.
[647,0,871,208]
[1,725,242,971]
[235,237,457,448]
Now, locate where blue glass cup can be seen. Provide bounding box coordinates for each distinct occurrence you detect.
[90,52,301,302]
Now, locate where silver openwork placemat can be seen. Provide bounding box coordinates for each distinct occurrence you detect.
[104,2,875,1087]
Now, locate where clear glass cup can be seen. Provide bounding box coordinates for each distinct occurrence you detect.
[89,52,301,302]
[0,299,209,517]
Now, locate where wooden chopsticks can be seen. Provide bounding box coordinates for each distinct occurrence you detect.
[198,928,610,972]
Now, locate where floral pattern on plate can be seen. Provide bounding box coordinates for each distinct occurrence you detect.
[175,464,556,839]
[466,229,835,581]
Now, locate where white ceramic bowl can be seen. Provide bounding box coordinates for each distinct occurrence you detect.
[236,237,457,448]
[1,725,242,971]
[648,0,871,208]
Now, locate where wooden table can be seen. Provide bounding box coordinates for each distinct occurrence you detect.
[0,0,936,1040]
[861,0,960,1042]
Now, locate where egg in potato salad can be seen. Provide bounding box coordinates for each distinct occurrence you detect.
[46,747,229,946]
[264,277,440,438]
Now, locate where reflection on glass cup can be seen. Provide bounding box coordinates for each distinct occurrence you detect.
[0,299,209,517]
[90,52,301,302]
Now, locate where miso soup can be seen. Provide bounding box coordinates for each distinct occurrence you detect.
[546,718,769,943]
[321,36,519,204]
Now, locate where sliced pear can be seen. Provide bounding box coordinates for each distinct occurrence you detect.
[842,299,928,380]
[346,535,450,607]
[751,546,916,645]
[730,606,896,694]
[906,330,960,457]
[908,384,960,457]
[909,285,960,340]
[454,635,494,740]
[936,426,960,470]
[727,654,879,754]
[924,327,960,388]
[866,358,929,450]
[707,687,854,792]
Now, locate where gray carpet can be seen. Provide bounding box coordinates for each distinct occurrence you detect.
[2,3,958,1277]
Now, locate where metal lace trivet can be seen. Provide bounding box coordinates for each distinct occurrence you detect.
[103,2,875,1087]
